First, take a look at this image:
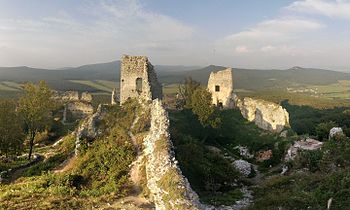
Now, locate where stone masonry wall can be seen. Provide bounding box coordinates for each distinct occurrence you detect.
[143,99,202,210]
[237,97,290,133]
[53,90,93,121]
[207,68,235,108]
[120,55,162,104]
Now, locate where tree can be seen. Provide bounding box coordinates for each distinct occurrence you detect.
[0,100,25,157]
[190,87,221,129]
[18,81,55,159]
[178,77,201,109]
[316,121,337,141]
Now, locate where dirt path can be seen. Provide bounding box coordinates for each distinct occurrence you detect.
[98,196,154,210]
[122,110,154,208]
[5,154,44,183]
[54,153,76,173]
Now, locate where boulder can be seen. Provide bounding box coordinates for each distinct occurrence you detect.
[233,160,252,177]
[256,150,273,162]
[234,146,254,159]
[329,127,345,140]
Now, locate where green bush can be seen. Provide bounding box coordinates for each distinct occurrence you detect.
[295,149,323,172]
[249,169,350,210]
[22,153,66,177]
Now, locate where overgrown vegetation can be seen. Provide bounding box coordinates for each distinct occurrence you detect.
[169,78,294,206]
[18,81,57,159]
[282,100,350,137]
[0,100,24,157]
[0,99,143,209]
[249,135,350,209]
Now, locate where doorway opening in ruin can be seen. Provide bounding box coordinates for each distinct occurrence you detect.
[136,78,143,93]
[215,85,220,92]
[218,102,223,109]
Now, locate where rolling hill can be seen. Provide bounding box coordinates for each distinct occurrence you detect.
[2,61,350,92]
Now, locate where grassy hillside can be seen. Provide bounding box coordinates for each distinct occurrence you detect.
[0,101,142,209]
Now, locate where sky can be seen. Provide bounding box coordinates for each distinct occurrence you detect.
[1,0,350,70]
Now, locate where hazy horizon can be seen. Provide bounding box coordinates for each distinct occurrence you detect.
[1,0,350,71]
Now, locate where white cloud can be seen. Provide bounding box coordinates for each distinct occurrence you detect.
[216,17,324,55]
[235,46,250,53]
[0,0,195,68]
[261,45,276,52]
[287,0,350,19]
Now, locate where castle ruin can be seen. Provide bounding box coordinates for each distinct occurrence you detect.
[120,55,162,104]
[207,68,235,108]
[52,91,94,122]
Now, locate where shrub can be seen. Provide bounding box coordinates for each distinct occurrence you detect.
[22,153,66,177]
[295,149,323,172]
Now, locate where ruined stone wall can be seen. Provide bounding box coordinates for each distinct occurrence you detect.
[237,97,290,133]
[66,102,94,118]
[120,55,162,104]
[111,88,118,105]
[207,68,235,108]
[53,91,79,101]
[53,90,93,121]
[81,92,92,103]
[143,99,202,210]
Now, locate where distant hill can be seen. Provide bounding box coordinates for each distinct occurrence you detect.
[0,61,199,91]
[1,61,350,91]
[159,65,350,90]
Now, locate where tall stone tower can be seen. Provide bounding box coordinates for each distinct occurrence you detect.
[120,55,162,104]
[207,68,235,108]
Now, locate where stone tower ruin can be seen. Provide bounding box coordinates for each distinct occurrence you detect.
[207,68,235,108]
[120,55,162,104]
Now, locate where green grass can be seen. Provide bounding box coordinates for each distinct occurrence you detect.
[0,84,18,91]
[69,80,117,92]
[1,81,23,90]
[163,84,179,95]
[239,90,350,109]
[0,157,30,172]
[307,80,350,99]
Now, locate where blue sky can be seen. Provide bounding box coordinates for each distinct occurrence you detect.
[1,0,350,70]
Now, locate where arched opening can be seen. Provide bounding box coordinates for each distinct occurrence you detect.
[136,78,142,93]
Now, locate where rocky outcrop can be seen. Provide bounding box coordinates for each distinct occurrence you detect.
[329,127,345,140]
[233,160,252,177]
[142,99,202,210]
[285,138,323,161]
[234,146,254,159]
[237,97,290,133]
[75,105,107,155]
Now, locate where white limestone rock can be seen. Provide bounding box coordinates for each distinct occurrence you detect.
[75,104,106,155]
[233,160,252,177]
[237,97,290,133]
[142,99,202,210]
[329,127,345,140]
[285,138,323,161]
[234,146,254,159]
